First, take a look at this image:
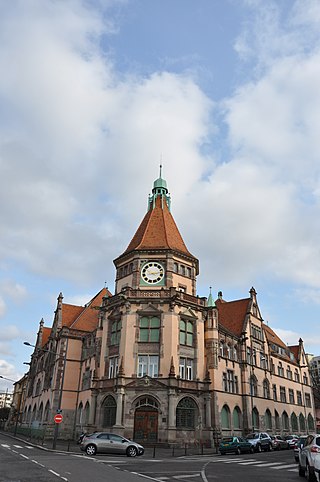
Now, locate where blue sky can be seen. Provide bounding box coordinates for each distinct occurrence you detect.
[1,0,320,392]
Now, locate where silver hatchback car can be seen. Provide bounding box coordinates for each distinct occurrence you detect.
[80,432,144,457]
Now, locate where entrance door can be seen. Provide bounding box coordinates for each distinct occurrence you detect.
[134,408,158,442]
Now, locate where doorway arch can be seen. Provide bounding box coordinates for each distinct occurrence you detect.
[133,396,159,443]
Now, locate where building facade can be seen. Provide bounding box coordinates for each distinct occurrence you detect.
[11,174,317,444]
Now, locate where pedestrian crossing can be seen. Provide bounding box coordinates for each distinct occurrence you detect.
[1,443,34,450]
[208,457,297,472]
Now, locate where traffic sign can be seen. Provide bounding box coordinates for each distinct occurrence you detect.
[54,414,63,424]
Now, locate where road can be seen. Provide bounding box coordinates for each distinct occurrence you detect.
[0,432,300,482]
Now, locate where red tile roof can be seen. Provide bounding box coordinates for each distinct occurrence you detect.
[61,304,85,327]
[262,323,288,349]
[122,196,195,258]
[41,327,51,347]
[288,344,299,359]
[216,298,250,337]
[69,288,111,332]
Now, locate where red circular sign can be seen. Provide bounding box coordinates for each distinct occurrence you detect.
[54,414,63,424]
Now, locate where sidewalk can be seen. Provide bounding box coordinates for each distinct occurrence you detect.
[1,430,218,458]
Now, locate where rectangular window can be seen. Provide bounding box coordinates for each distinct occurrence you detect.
[305,393,311,408]
[297,391,302,405]
[179,319,193,346]
[179,358,193,380]
[280,386,286,403]
[273,384,277,401]
[108,356,119,379]
[139,316,160,342]
[223,370,238,393]
[110,320,121,345]
[251,325,262,340]
[289,388,295,404]
[137,355,159,378]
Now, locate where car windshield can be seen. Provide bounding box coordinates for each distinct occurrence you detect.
[246,434,259,440]
[221,437,234,443]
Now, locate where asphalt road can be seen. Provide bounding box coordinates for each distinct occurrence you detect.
[0,432,301,482]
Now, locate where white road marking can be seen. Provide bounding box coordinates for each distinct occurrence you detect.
[1,444,10,448]
[271,464,298,470]
[25,446,34,449]
[13,445,23,448]
[20,453,29,459]
[49,469,61,476]
[174,474,201,479]
[253,462,283,467]
[238,461,264,465]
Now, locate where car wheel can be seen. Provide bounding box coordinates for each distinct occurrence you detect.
[299,464,306,477]
[235,447,241,455]
[220,451,226,455]
[127,446,138,457]
[256,444,262,453]
[250,446,255,454]
[85,444,97,456]
[306,462,316,482]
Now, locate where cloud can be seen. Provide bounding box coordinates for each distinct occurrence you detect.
[0,297,6,318]
[275,328,320,351]
[0,359,23,391]
[0,280,27,303]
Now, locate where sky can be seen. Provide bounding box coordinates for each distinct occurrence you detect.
[1,0,320,392]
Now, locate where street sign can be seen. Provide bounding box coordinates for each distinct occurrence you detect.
[54,414,63,424]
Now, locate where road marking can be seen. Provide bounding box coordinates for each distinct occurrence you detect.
[49,469,61,476]
[287,468,298,472]
[174,474,201,479]
[25,446,34,449]
[12,449,19,453]
[238,461,264,465]
[253,462,283,467]
[131,472,160,481]
[1,444,10,448]
[270,464,298,470]
[13,445,23,448]
[20,453,29,459]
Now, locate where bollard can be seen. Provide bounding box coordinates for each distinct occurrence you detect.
[172,445,175,457]
[153,445,156,458]
[201,443,204,455]
[67,441,70,452]
[185,443,187,456]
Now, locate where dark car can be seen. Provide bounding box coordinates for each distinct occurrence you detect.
[246,432,272,452]
[270,435,289,450]
[80,432,144,457]
[219,436,254,455]
[294,435,308,462]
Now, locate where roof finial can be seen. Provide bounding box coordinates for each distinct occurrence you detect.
[159,159,162,179]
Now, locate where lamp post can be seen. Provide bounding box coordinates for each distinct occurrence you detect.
[24,340,68,450]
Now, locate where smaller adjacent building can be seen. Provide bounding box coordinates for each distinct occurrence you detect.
[0,391,13,409]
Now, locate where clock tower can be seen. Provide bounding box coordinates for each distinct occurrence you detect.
[113,170,199,294]
[99,170,210,447]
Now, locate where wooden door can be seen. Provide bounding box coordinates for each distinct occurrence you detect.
[134,408,158,442]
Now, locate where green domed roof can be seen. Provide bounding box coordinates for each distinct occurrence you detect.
[153,177,167,190]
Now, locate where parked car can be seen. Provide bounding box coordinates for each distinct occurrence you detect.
[299,434,320,482]
[80,432,144,457]
[219,436,255,455]
[285,434,299,448]
[246,432,272,452]
[270,435,289,451]
[294,435,308,463]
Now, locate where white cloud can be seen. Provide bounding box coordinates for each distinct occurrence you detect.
[275,328,320,351]
[0,297,6,318]
[0,280,27,303]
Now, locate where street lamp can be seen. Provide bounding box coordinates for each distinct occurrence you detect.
[24,340,68,450]
[0,375,16,383]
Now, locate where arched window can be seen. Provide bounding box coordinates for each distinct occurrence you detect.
[220,341,225,357]
[44,401,50,422]
[102,396,116,427]
[176,397,197,429]
[278,362,284,376]
[233,407,241,429]
[84,402,90,425]
[32,405,37,422]
[265,409,272,430]
[226,344,231,359]
[27,406,31,424]
[307,414,315,431]
[250,375,258,397]
[233,345,238,361]
[275,410,280,430]
[282,411,289,430]
[294,369,300,382]
[221,405,231,429]
[263,379,270,398]
[77,402,83,425]
[299,413,306,432]
[38,402,43,422]
[252,408,259,429]
[291,413,298,432]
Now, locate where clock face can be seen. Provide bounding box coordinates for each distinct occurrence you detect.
[141,262,165,284]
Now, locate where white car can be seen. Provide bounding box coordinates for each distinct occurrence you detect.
[299,434,320,482]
